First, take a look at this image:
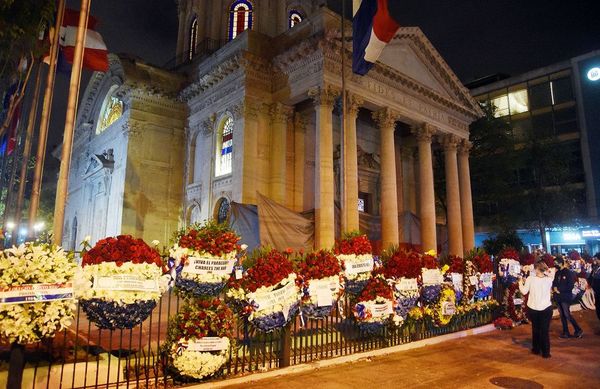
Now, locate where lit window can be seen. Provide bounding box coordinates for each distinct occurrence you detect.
[229,1,253,41]
[96,86,123,134]
[189,16,199,60]
[358,198,365,212]
[289,10,303,28]
[491,89,529,117]
[216,198,231,224]
[215,117,233,176]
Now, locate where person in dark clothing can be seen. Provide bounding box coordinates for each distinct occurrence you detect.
[590,254,600,322]
[553,257,583,338]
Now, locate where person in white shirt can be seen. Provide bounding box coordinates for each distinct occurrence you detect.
[518,260,554,358]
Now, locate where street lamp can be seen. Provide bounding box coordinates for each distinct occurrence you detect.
[34,222,45,232]
[6,221,15,231]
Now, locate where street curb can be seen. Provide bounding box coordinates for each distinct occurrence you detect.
[189,323,495,388]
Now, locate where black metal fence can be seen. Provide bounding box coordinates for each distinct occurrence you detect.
[1,286,498,389]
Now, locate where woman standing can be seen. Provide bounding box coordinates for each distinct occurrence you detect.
[519,260,554,358]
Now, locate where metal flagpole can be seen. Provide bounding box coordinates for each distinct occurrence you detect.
[52,0,91,244]
[340,0,347,233]
[14,63,43,241]
[28,0,65,239]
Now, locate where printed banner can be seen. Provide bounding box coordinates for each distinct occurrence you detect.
[469,275,479,289]
[180,337,229,352]
[249,281,297,311]
[451,273,463,292]
[396,278,419,291]
[344,257,374,275]
[309,279,339,307]
[362,300,393,318]
[508,263,521,276]
[513,298,523,306]
[442,302,456,316]
[93,275,159,293]
[182,257,235,275]
[422,269,443,285]
[480,273,493,288]
[0,282,74,305]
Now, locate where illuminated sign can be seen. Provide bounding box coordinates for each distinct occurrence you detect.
[562,232,582,241]
[588,67,600,81]
[581,229,600,238]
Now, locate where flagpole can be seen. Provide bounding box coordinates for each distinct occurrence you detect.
[52,0,91,244]
[28,0,65,239]
[340,0,348,233]
[14,63,43,240]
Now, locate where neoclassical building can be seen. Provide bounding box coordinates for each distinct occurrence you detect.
[63,0,482,255]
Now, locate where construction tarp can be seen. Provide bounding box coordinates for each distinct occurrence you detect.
[257,193,314,251]
[229,201,260,251]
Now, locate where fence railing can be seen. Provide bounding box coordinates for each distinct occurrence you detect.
[0,287,497,389]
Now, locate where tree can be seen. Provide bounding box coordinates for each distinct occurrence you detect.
[482,229,524,256]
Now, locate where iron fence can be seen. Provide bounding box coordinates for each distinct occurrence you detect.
[1,288,497,389]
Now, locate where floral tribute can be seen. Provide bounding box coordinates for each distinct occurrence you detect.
[77,235,167,329]
[541,253,555,268]
[353,276,397,334]
[520,252,536,276]
[445,255,465,302]
[169,221,241,297]
[226,248,300,332]
[164,297,234,380]
[503,282,526,324]
[420,251,443,305]
[470,248,494,301]
[498,247,521,286]
[334,232,374,295]
[380,248,421,321]
[430,285,457,327]
[0,243,77,344]
[296,250,343,319]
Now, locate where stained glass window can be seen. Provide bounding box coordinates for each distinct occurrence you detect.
[189,16,198,60]
[216,117,233,176]
[289,10,303,28]
[217,198,230,224]
[229,0,253,41]
[96,87,123,134]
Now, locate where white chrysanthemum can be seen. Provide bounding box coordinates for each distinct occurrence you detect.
[171,344,229,380]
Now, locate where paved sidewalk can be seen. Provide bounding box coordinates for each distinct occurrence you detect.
[221,310,600,389]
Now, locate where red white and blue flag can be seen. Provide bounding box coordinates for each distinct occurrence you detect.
[352,0,401,75]
[59,8,109,72]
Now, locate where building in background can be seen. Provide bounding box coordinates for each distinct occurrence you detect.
[469,50,600,255]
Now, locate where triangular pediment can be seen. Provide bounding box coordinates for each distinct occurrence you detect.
[377,27,481,115]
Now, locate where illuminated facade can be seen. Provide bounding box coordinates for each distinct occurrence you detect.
[470,50,600,254]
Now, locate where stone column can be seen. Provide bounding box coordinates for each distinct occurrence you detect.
[240,101,259,204]
[442,134,463,256]
[343,93,363,233]
[412,124,437,252]
[458,139,475,252]
[309,86,338,249]
[373,108,400,249]
[293,113,306,212]
[270,103,291,204]
[256,103,272,198]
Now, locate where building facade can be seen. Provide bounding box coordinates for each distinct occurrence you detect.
[63,1,482,255]
[470,50,600,255]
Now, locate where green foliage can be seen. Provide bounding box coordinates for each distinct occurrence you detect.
[482,230,524,256]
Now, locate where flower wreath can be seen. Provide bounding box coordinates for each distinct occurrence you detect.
[379,248,421,321]
[296,250,343,319]
[353,276,398,334]
[430,285,457,327]
[445,255,465,302]
[420,251,442,305]
[164,297,234,380]
[77,235,167,329]
[498,248,521,286]
[471,249,494,301]
[334,232,374,295]
[0,243,77,344]
[503,282,526,323]
[169,221,241,297]
[226,249,300,332]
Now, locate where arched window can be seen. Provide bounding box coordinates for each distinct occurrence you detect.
[215,198,230,224]
[96,85,123,135]
[189,16,199,60]
[229,0,253,41]
[215,116,233,176]
[289,10,303,28]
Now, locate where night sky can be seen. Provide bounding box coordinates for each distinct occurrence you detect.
[43,0,600,185]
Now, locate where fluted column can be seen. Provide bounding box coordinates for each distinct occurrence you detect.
[309,86,338,249]
[343,93,363,233]
[373,108,400,249]
[442,134,463,256]
[293,113,306,212]
[458,139,475,252]
[270,103,291,204]
[412,124,437,252]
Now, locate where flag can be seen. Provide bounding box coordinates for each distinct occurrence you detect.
[59,8,109,72]
[352,0,401,75]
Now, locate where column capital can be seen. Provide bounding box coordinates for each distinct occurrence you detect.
[308,85,339,108]
[346,92,364,116]
[441,134,461,152]
[271,102,293,124]
[200,114,216,137]
[372,107,399,130]
[411,123,437,143]
[458,139,473,155]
